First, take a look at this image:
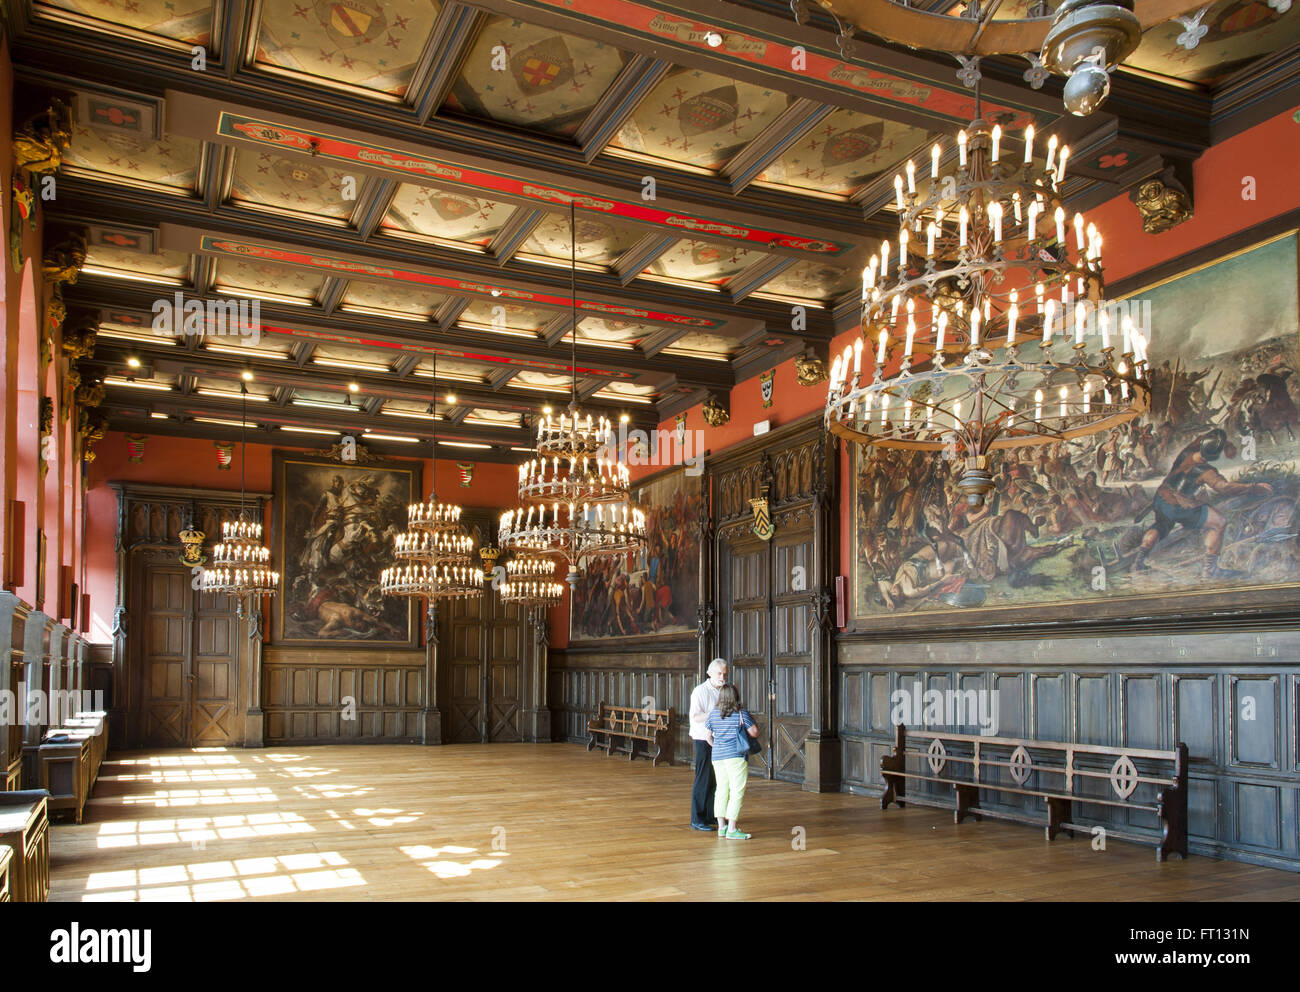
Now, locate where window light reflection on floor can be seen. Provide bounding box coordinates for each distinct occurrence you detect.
[400,845,509,880]
[95,812,315,849]
[81,852,364,901]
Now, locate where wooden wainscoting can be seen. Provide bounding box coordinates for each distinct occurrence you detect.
[263,647,426,744]
[838,625,1300,871]
[550,646,698,763]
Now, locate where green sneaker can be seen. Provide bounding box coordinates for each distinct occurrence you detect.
[724,829,751,840]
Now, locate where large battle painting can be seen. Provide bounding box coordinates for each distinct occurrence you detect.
[273,453,418,645]
[853,231,1300,620]
[569,470,703,641]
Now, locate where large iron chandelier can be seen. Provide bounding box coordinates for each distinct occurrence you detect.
[202,376,279,603]
[500,200,646,580]
[380,346,482,600]
[825,107,1149,506]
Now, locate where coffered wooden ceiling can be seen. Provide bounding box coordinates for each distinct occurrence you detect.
[9,0,1298,459]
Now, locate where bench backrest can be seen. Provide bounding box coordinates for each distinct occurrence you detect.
[888,724,1185,809]
[595,703,672,732]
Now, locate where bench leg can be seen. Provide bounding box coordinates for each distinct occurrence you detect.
[954,784,980,824]
[606,734,615,756]
[586,732,597,752]
[628,738,638,761]
[1046,796,1073,841]
[880,723,906,809]
[1157,742,1189,862]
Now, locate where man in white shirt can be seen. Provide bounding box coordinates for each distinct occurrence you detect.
[688,658,728,831]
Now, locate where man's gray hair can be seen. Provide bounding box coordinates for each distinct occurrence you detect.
[707,658,728,676]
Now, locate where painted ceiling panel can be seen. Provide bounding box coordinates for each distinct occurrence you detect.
[1121,0,1299,86]
[35,0,213,45]
[755,108,931,198]
[570,316,653,349]
[194,377,275,400]
[381,183,516,246]
[311,342,394,371]
[608,67,794,172]
[641,238,763,287]
[593,380,658,402]
[753,260,856,304]
[516,212,642,267]
[413,356,495,382]
[203,338,295,360]
[63,125,201,193]
[212,258,326,303]
[83,245,193,284]
[442,15,631,137]
[661,331,743,361]
[339,279,447,319]
[252,0,443,98]
[229,149,358,221]
[382,398,446,419]
[511,369,573,391]
[459,300,550,331]
[465,408,523,428]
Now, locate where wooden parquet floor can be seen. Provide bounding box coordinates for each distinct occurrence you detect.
[43,743,1300,901]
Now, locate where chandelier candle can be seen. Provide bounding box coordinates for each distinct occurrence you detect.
[824,115,1150,506]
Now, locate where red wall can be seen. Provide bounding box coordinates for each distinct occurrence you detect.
[81,430,519,643]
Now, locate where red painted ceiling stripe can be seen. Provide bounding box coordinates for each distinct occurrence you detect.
[203,234,726,329]
[217,113,850,257]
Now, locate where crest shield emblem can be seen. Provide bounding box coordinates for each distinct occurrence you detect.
[749,497,774,541]
[679,85,738,135]
[760,369,775,408]
[178,528,207,567]
[457,462,475,487]
[315,1,387,46]
[511,37,574,94]
[675,413,687,447]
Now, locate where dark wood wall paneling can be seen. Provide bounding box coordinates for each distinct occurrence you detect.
[837,629,1300,869]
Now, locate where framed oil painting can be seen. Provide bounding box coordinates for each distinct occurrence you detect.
[272,451,420,646]
[569,467,703,642]
[851,229,1300,631]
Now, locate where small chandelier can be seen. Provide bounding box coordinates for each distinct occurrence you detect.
[380,563,484,599]
[825,109,1149,506]
[518,413,630,504]
[381,344,481,601]
[202,377,279,603]
[499,553,564,608]
[499,500,646,582]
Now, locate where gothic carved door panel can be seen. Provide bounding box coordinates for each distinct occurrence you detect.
[717,525,815,784]
[446,596,485,743]
[488,603,524,742]
[140,565,189,747]
[134,557,241,748]
[771,536,813,782]
[191,587,240,745]
[440,590,526,743]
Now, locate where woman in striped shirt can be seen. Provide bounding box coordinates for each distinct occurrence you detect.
[705,685,759,840]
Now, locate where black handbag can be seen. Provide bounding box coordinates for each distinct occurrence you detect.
[743,716,761,756]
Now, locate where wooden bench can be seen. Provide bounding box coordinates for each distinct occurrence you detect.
[0,790,50,901]
[586,703,675,767]
[0,843,12,902]
[880,724,1189,862]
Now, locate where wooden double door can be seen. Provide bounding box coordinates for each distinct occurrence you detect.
[441,594,528,743]
[132,555,242,748]
[718,527,814,783]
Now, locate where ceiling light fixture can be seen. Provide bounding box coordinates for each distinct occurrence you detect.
[201,380,279,609]
[825,94,1149,507]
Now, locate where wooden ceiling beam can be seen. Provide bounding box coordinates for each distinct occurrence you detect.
[575,54,675,163]
[721,98,835,194]
[412,2,490,124]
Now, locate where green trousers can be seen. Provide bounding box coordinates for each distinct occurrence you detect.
[712,756,748,821]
